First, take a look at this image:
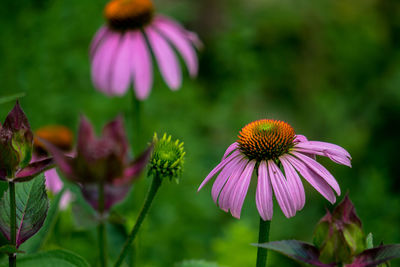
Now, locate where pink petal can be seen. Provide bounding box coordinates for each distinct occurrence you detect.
[268,160,296,218]
[256,161,273,221]
[285,154,336,204]
[91,31,121,95]
[108,33,132,96]
[280,156,305,211]
[294,134,308,143]
[146,27,182,90]
[222,142,239,160]
[44,168,63,193]
[153,18,198,77]
[294,141,351,167]
[198,150,241,191]
[291,151,341,196]
[130,31,153,100]
[90,26,109,59]
[211,155,243,203]
[217,158,248,212]
[229,160,256,219]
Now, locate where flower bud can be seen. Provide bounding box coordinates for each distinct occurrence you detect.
[313,195,366,264]
[148,133,185,183]
[0,101,33,179]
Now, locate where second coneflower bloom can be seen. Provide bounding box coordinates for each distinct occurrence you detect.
[198,119,352,221]
[90,0,201,100]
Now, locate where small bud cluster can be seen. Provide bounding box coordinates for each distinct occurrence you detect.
[148,133,185,183]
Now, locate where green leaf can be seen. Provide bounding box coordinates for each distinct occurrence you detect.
[0,249,90,267]
[0,174,48,247]
[254,240,335,267]
[20,188,65,253]
[0,93,25,105]
[174,259,222,267]
[0,245,24,254]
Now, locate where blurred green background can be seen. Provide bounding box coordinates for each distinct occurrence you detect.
[1,0,400,266]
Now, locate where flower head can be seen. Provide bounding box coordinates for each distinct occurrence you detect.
[44,116,152,211]
[90,0,201,100]
[148,133,185,183]
[0,101,54,182]
[198,119,352,220]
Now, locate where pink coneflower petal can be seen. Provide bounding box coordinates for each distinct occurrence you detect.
[90,26,109,59]
[91,31,121,94]
[256,161,273,221]
[280,156,305,211]
[130,31,153,100]
[153,19,198,77]
[294,134,308,143]
[109,33,132,95]
[198,150,241,191]
[292,151,341,196]
[229,160,256,219]
[211,155,243,203]
[222,142,239,160]
[294,141,352,167]
[285,154,336,204]
[45,169,63,193]
[146,27,182,90]
[268,160,296,218]
[217,158,248,212]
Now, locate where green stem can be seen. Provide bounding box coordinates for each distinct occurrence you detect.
[256,218,271,267]
[131,91,142,155]
[9,181,16,267]
[98,182,107,267]
[114,175,162,267]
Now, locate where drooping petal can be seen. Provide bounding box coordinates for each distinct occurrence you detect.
[90,26,109,59]
[217,158,248,212]
[268,160,296,218]
[146,27,182,90]
[198,150,241,191]
[14,158,55,182]
[228,160,256,219]
[294,141,351,167]
[108,33,133,95]
[91,31,121,94]
[222,142,239,160]
[153,18,198,77]
[294,135,308,143]
[291,151,341,196]
[280,156,305,211]
[44,168,63,193]
[130,31,153,100]
[256,160,273,221]
[211,154,243,203]
[285,154,336,204]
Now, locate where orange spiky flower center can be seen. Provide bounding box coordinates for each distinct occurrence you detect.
[237,119,295,161]
[34,125,73,155]
[104,0,154,31]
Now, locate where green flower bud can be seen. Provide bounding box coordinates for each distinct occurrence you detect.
[313,195,366,264]
[148,133,185,183]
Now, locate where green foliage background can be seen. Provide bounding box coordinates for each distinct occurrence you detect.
[1,0,400,266]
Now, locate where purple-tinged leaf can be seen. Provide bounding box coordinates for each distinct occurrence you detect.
[40,138,76,181]
[346,245,400,267]
[332,195,362,227]
[0,127,19,178]
[115,144,153,185]
[0,174,48,247]
[254,240,335,267]
[80,183,131,212]
[77,115,96,159]
[3,101,33,169]
[101,116,129,161]
[13,158,55,182]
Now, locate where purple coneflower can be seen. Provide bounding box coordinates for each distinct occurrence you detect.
[90,0,201,100]
[198,119,352,221]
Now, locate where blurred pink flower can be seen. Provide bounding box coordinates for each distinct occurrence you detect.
[33,125,75,209]
[198,119,352,221]
[90,0,201,100]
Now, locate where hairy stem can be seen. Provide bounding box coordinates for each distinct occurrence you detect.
[9,181,16,267]
[98,182,107,267]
